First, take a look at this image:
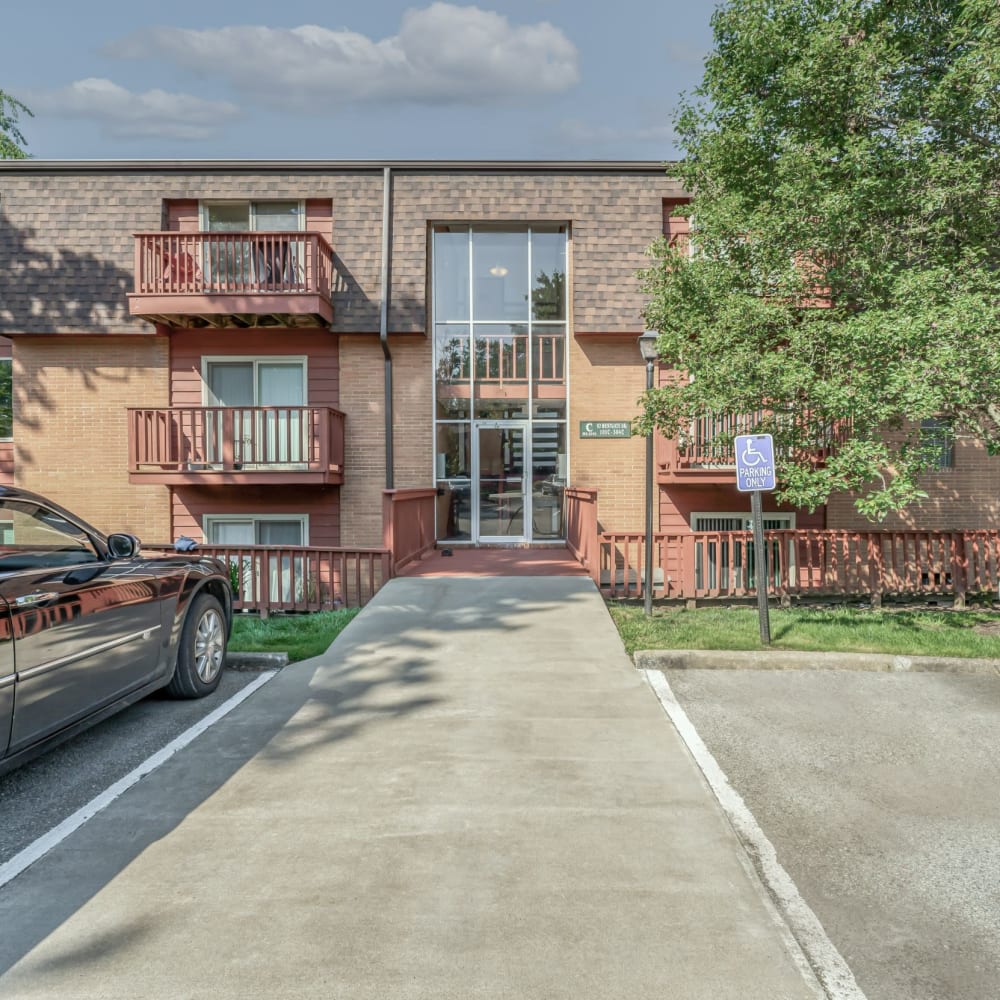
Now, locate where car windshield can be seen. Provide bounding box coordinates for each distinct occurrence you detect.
[0,500,100,570]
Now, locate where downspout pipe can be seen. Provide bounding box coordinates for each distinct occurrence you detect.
[380,166,394,489]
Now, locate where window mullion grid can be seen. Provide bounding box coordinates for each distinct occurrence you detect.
[467,227,475,422]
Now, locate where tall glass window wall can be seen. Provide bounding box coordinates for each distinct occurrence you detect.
[433,225,568,541]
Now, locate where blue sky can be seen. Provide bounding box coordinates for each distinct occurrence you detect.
[5,1,716,161]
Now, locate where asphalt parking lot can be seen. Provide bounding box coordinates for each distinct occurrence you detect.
[0,669,265,868]
[662,668,1000,1000]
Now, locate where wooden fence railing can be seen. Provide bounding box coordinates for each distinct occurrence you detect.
[194,545,391,615]
[565,487,600,580]
[599,529,1000,604]
[383,488,437,573]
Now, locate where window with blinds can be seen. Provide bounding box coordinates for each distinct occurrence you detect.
[692,514,794,532]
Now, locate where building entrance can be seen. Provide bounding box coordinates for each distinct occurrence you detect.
[474,422,527,542]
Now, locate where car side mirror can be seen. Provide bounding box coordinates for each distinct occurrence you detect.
[107,533,141,559]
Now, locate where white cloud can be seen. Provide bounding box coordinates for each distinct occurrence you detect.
[665,40,708,68]
[26,78,240,140]
[558,119,675,146]
[104,3,580,110]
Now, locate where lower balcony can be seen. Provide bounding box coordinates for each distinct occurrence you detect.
[128,231,334,329]
[657,412,847,484]
[128,406,345,485]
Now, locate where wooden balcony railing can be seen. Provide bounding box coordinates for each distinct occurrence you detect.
[129,231,334,327]
[127,406,345,485]
[657,410,849,482]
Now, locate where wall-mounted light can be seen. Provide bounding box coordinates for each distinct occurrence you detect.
[489,265,509,277]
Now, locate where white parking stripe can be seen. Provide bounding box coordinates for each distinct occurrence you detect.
[0,671,277,890]
[643,669,869,1000]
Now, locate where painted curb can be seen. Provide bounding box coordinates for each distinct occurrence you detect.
[634,648,1000,676]
[226,651,289,671]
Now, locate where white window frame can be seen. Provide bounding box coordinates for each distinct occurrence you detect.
[203,514,309,546]
[201,356,308,406]
[691,511,796,532]
[430,223,571,543]
[199,200,306,232]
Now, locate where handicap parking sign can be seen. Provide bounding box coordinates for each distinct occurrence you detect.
[734,434,776,492]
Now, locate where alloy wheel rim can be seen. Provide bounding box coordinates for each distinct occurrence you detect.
[194,609,224,682]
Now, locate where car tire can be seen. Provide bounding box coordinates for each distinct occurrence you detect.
[166,593,227,699]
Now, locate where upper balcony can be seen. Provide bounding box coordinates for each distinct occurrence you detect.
[657,411,847,484]
[127,406,345,486]
[128,232,334,330]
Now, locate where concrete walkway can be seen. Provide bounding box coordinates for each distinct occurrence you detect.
[0,577,822,999]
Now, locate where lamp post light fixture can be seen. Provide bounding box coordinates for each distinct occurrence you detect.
[638,330,659,617]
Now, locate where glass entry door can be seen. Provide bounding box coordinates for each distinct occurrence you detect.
[474,423,526,541]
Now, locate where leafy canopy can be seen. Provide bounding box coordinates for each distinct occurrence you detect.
[0,90,32,159]
[640,0,1000,520]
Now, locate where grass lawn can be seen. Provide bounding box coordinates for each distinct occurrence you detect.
[229,608,361,663]
[609,603,1000,659]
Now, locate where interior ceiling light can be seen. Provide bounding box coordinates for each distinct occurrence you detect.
[489,265,509,277]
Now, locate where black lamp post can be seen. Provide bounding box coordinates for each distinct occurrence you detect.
[638,330,659,616]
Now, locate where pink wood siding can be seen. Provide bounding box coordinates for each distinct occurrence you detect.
[171,487,341,546]
[659,484,825,533]
[663,199,691,247]
[169,330,339,407]
[305,199,333,243]
[166,200,200,233]
[165,199,332,238]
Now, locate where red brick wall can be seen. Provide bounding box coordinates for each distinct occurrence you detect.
[827,433,1000,530]
[0,337,10,484]
[339,335,433,548]
[568,336,651,533]
[13,336,171,540]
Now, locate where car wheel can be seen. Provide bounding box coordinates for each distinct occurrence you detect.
[166,593,227,699]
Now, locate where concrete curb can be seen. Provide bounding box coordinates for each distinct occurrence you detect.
[634,648,1000,676]
[225,651,289,671]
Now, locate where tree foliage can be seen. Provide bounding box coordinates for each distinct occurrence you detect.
[640,0,1000,519]
[0,90,32,159]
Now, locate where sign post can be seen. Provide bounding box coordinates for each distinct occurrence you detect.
[734,434,776,645]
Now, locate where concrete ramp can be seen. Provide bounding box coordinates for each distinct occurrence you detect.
[0,577,822,999]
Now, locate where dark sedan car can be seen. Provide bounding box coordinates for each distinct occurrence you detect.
[0,486,232,775]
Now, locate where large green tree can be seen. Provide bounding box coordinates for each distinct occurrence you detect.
[0,90,32,159]
[641,0,1000,520]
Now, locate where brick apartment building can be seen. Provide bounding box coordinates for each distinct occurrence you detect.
[0,159,996,556]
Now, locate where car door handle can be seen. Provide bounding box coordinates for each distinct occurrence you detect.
[14,591,59,607]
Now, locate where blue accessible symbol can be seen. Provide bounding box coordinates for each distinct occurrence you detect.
[734,434,776,492]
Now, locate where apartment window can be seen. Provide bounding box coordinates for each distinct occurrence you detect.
[0,359,11,440]
[203,358,306,408]
[201,201,304,232]
[920,418,955,469]
[691,513,794,592]
[200,201,305,287]
[203,358,307,467]
[206,515,308,604]
[692,513,795,531]
[204,516,307,546]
